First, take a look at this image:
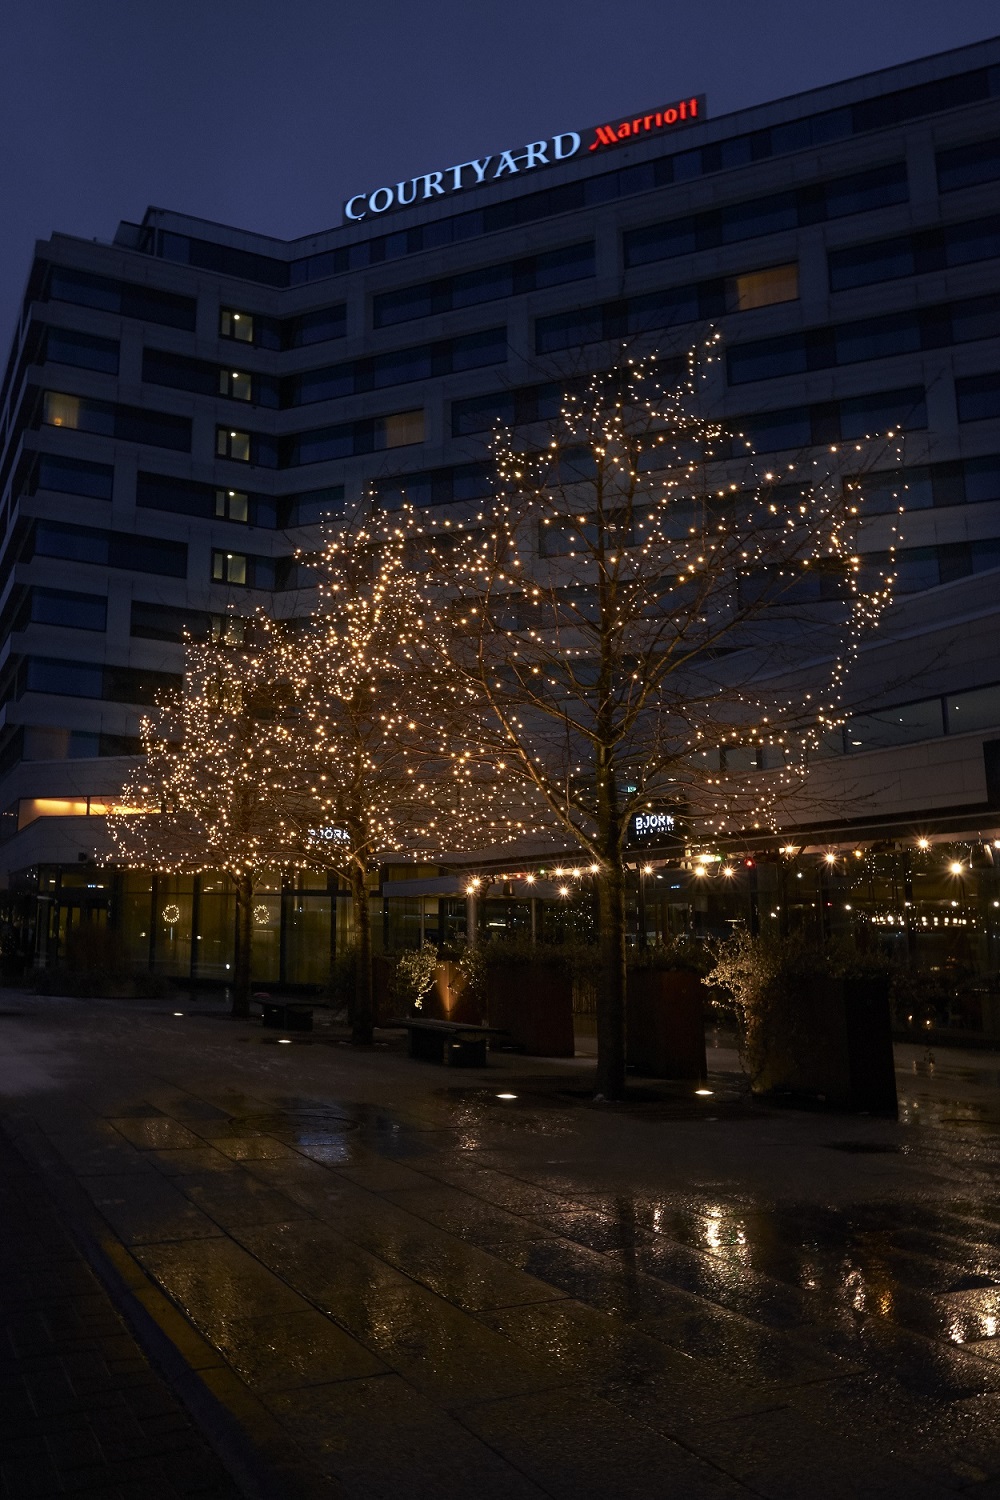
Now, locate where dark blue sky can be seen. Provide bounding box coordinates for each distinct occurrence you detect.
[1,0,998,348]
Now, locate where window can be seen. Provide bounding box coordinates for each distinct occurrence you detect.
[25,658,103,699]
[29,589,107,632]
[216,428,251,462]
[281,486,346,526]
[373,463,491,511]
[624,162,908,270]
[284,305,347,348]
[373,243,594,329]
[46,266,196,329]
[212,550,247,585]
[35,454,113,500]
[947,684,1000,734]
[23,728,100,761]
[219,369,252,401]
[220,308,254,342]
[33,521,187,577]
[731,263,798,311]
[957,373,1000,424]
[42,390,189,451]
[382,410,424,448]
[937,138,1000,193]
[45,328,119,375]
[281,328,505,407]
[846,698,944,751]
[43,392,87,431]
[828,214,1000,292]
[215,489,249,522]
[738,385,925,453]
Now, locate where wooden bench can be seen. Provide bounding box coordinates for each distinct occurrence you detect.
[395,1017,508,1067]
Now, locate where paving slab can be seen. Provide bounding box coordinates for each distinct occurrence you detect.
[6,993,1000,1497]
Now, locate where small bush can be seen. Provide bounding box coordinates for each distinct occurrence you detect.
[392,942,438,1011]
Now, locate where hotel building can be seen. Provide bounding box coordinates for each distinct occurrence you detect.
[1,37,999,995]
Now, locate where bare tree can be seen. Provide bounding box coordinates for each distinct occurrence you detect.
[412,346,900,1098]
[107,617,314,1016]
[289,517,535,1044]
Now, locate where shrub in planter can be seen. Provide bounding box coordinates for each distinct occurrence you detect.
[33,924,170,999]
[459,938,585,1055]
[706,931,896,1114]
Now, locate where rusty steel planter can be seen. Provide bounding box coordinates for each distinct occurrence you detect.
[486,962,575,1056]
[626,969,707,1081]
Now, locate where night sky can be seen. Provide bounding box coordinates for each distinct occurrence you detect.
[1,0,997,348]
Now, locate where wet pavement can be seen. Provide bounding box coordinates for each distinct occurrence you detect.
[0,1112,241,1499]
[3,995,1000,1496]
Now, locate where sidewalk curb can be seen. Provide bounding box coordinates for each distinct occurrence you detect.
[1,1112,338,1500]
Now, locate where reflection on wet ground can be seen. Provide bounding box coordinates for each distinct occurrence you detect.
[4,999,1000,1495]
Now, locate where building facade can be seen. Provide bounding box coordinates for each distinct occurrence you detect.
[1,38,1000,986]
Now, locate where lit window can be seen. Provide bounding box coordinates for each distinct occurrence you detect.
[381,409,425,449]
[211,550,247,586]
[731,263,799,312]
[220,309,254,343]
[215,489,249,522]
[219,369,252,401]
[42,391,82,429]
[216,428,251,462]
[210,614,244,643]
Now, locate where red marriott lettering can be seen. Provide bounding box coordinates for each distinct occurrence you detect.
[588,96,702,152]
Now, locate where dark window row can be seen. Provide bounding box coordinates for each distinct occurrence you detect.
[276,408,424,468]
[285,327,506,405]
[828,214,1000,291]
[453,376,924,450]
[373,243,594,329]
[957,372,1000,423]
[739,384,926,454]
[142,348,276,407]
[16,657,180,706]
[131,601,248,643]
[44,265,196,330]
[374,461,494,510]
[144,327,505,410]
[536,263,798,355]
[280,485,346,526]
[861,537,1000,595]
[0,725,142,775]
[138,65,998,287]
[727,292,1000,385]
[937,136,1000,193]
[20,587,107,633]
[40,389,190,452]
[44,326,119,376]
[854,453,1000,513]
[210,549,290,589]
[133,473,346,529]
[217,305,348,351]
[452,378,585,437]
[32,453,114,501]
[625,162,909,270]
[135,472,275,527]
[31,520,187,578]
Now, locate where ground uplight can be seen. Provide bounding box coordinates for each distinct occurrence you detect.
[278,1038,292,1044]
[695,1089,714,1096]
[496,1092,518,1099]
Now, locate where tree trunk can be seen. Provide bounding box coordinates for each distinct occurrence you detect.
[350,864,373,1045]
[595,856,628,1099]
[232,872,254,1017]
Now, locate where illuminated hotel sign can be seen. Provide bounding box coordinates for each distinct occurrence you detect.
[343,94,704,223]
